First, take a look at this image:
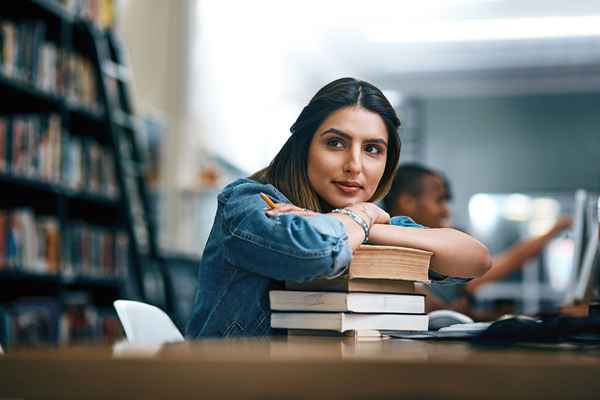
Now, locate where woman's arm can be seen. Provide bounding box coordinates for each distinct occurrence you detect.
[220,181,353,282]
[368,224,492,278]
[265,203,369,251]
[270,202,391,252]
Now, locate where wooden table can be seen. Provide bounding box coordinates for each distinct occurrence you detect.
[1,336,600,399]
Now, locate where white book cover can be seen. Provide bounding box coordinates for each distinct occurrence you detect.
[271,312,429,332]
[270,290,425,314]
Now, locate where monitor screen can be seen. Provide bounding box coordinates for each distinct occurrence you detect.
[563,190,588,302]
[571,194,600,303]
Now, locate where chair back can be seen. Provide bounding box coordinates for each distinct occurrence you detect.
[114,300,184,345]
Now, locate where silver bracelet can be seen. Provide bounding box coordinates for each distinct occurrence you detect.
[332,208,370,243]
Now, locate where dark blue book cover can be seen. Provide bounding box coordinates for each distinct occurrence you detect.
[11,297,61,346]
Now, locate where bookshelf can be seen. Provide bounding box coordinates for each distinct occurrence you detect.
[0,0,173,348]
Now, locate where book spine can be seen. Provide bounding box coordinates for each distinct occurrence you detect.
[0,209,6,270]
[46,219,60,273]
[63,222,127,279]
[11,118,24,175]
[0,118,6,172]
[3,296,124,348]
[34,217,48,272]
[0,208,130,278]
[19,209,38,271]
[30,22,46,85]
[6,114,63,183]
[6,210,17,268]
[1,22,17,77]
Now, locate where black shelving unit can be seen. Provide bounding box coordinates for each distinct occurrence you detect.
[0,0,176,345]
[84,21,176,319]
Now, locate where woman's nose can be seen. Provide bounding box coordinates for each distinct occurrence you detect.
[343,149,362,175]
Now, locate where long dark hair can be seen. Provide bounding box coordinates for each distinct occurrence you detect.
[251,77,401,212]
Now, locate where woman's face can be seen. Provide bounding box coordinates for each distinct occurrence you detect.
[307,106,389,209]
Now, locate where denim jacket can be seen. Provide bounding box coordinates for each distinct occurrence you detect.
[186,178,466,338]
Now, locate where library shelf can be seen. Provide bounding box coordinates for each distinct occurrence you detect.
[0,173,119,209]
[28,0,70,21]
[0,73,63,109]
[0,73,104,123]
[0,269,124,290]
[0,0,177,347]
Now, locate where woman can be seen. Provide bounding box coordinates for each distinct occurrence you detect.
[186,78,491,338]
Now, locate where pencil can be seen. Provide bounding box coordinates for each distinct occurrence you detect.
[260,192,278,209]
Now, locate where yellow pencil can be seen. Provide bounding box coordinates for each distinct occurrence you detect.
[260,192,278,209]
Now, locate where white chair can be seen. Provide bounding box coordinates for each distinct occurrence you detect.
[113,300,184,345]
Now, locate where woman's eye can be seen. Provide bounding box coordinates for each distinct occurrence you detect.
[327,138,344,148]
[365,144,383,155]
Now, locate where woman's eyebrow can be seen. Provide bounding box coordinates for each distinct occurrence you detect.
[321,128,388,145]
[321,128,350,138]
[367,138,388,146]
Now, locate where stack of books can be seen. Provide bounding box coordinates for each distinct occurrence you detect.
[270,244,432,335]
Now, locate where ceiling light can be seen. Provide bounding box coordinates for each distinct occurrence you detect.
[368,16,600,43]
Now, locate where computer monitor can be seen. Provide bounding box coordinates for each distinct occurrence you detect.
[563,190,588,301]
[564,191,600,304]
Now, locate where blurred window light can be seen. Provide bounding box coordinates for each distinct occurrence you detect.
[503,193,532,221]
[382,90,403,108]
[528,218,556,237]
[532,197,561,219]
[527,198,561,236]
[367,16,600,44]
[545,237,575,292]
[469,193,499,233]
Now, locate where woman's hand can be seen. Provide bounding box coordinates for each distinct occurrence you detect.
[265,203,318,218]
[347,202,390,226]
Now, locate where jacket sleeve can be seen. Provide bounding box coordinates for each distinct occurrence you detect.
[220,181,352,282]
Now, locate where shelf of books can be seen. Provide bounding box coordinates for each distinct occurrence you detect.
[0,0,136,349]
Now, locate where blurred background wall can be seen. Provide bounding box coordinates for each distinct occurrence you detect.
[115,0,600,256]
[425,93,600,228]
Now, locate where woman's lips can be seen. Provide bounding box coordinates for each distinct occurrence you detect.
[334,182,361,194]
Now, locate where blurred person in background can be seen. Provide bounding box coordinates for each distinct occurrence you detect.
[383,163,572,319]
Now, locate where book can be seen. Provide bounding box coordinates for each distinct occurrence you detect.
[346,245,432,282]
[60,0,116,28]
[64,222,125,278]
[96,308,124,344]
[286,276,416,294]
[0,117,6,172]
[0,306,12,349]
[270,290,425,314]
[35,216,60,273]
[39,41,58,93]
[271,312,428,332]
[11,298,61,346]
[59,293,98,345]
[0,210,6,269]
[1,21,17,77]
[11,208,38,270]
[62,135,84,190]
[6,114,63,182]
